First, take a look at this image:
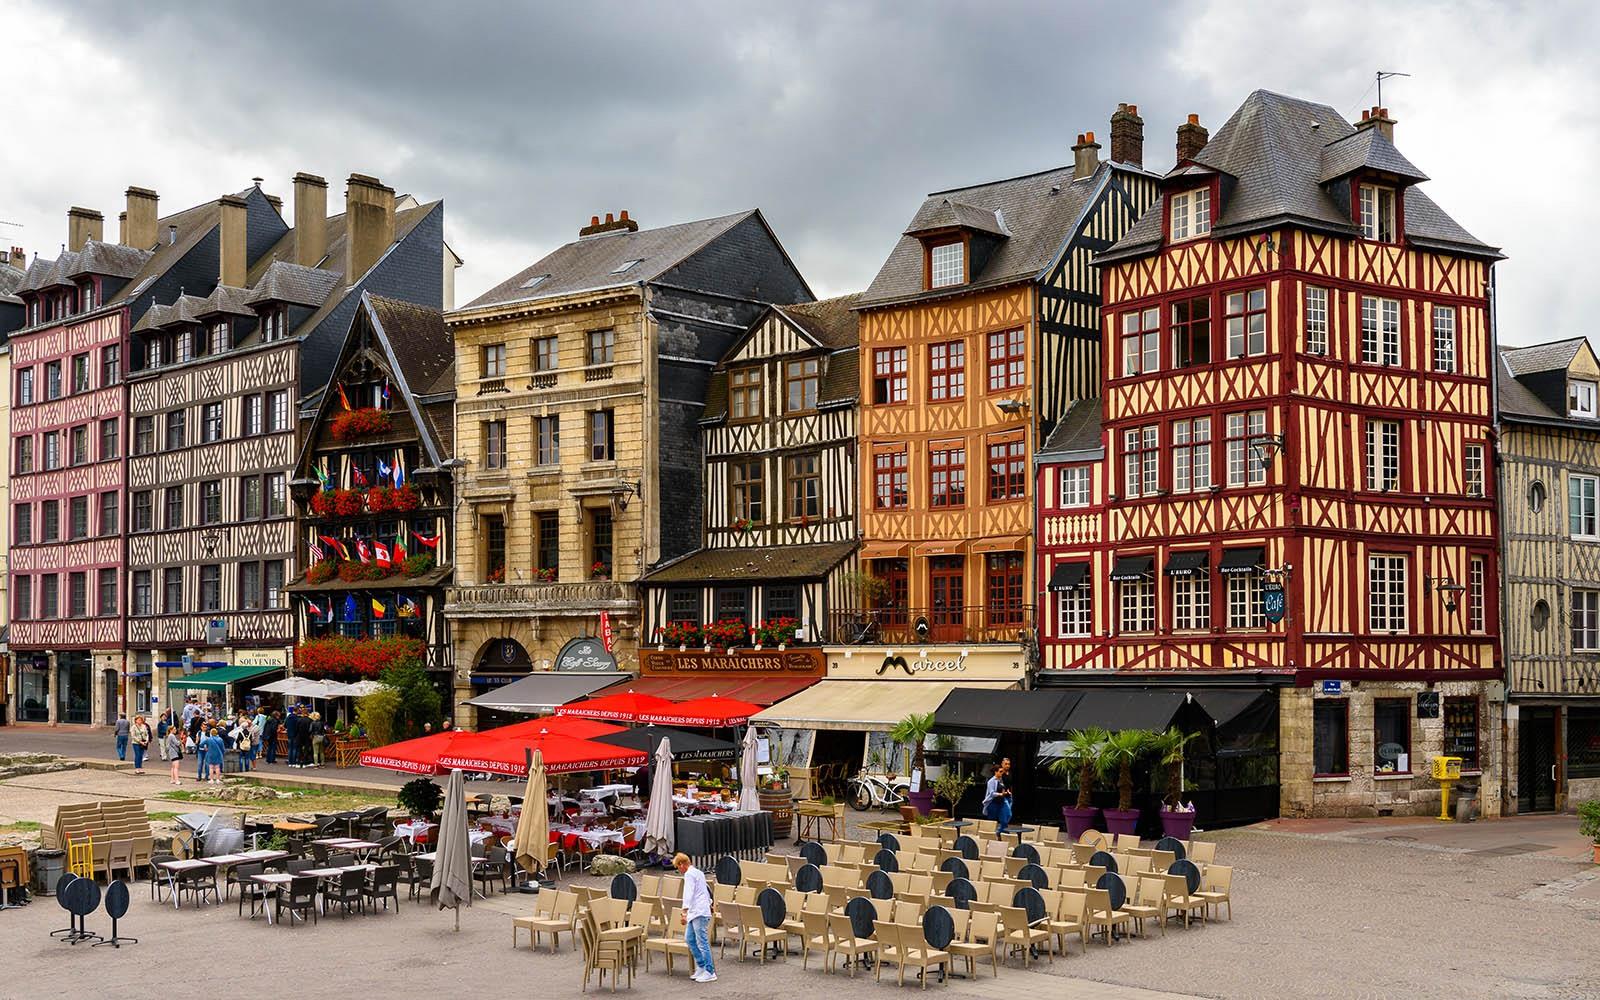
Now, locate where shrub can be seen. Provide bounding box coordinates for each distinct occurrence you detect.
[382,655,443,739]
[366,486,392,512]
[360,562,390,581]
[337,561,366,583]
[390,485,420,512]
[355,685,402,747]
[397,777,443,820]
[1579,800,1600,844]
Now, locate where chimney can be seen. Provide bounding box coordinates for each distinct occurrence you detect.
[125,187,160,249]
[1109,103,1145,168]
[67,207,103,252]
[264,193,283,213]
[117,212,127,244]
[293,172,329,267]
[579,210,642,238]
[1354,106,1396,143]
[1176,114,1209,164]
[6,246,24,272]
[1071,131,1101,180]
[218,194,248,287]
[344,173,395,283]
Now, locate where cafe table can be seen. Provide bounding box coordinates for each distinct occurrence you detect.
[248,872,296,924]
[157,858,216,910]
[200,849,289,897]
[1005,826,1037,846]
[301,863,378,912]
[414,851,492,898]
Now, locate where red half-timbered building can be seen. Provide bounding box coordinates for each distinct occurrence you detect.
[1037,92,1504,819]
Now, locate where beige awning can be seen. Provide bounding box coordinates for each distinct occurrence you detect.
[914,540,967,558]
[751,678,1016,732]
[970,535,1026,554]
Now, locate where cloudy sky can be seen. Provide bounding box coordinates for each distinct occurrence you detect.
[3,1,1594,343]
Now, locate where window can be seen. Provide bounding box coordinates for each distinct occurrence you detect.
[1468,557,1486,633]
[132,491,153,532]
[929,445,966,509]
[785,358,819,413]
[201,401,224,443]
[99,418,118,461]
[484,420,507,470]
[68,496,88,540]
[785,454,820,521]
[1572,590,1600,651]
[536,511,560,575]
[267,474,287,517]
[589,508,613,573]
[97,568,116,617]
[208,320,229,355]
[240,476,263,520]
[1530,480,1546,512]
[729,459,764,522]
[174,330,191,365]
[40,574,58,618]
[43,431,60,470]
[483,514,506,581]
[68,425,88,466]
[1172,570,1210,631]
[1313,700,1349,776]
[68,572,87,618]
[536,415,560,465]
[534,336,558,372]
[586,329,615,366]
[165,410,186,450]
[1570,380,1597,418]
[13,576,30,621]
[481,343,507,378]
[766,585,799,623]
[14,504,31,545]
[873,448,909,510]
[1120,307,1160,376]
[162,568,182,613]
[1373,698,1411,773]
[268,391,289,432]
[1170,188,1211,241]
[1464,443,1485,497]
[98,491,118,537]
[1365,419,1401,491]
[1172,417,1211,493]
[1443,697,1480,770]
[1296,287,1330,358]
[610,259,642,274]
[133,416,154,455]
[729,367,762,420]
[14,436,31,474]
[1171,296,1211,368]
[667,589,699,625]
[987,329,1025,392]
[987,437,1026,501]
[1119,578,1155,633]
[1569,709,1600,779]
[872,348,907,405]
[1224,288,1267,359]
[146,337,162,368]
[1571,475,1599,538]
[45,360,61,399]
[1059,466,1090,507]
[985,552,1025,626]
[930,242,963,288]
[1122,424,1159,497]
[200,480,222,525]
[261,307,286,342]
[929,341,965,401]
[1368,554,1408,632]
[240,563,262,610]
[1226,570,1264,628]
[1359,183,1397,242]
[101,344,120,386]
[132,571,152,617]
[588,409,614,462]
[715,587,749,627]
[164,486,184,529]
[1361,296,1401,365]
[40,500,59,542]
[71,353,90,394]
[17,367,33,405]
[1432,306,1457,373]
[199,565,221,612]
[81,281,96,311]
[265,560,284,609]
[1057,580,1091,637]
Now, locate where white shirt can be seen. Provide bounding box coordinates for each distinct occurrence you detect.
[681,865,712,920]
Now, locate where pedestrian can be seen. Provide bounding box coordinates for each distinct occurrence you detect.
[423,722,433,735]
[263,711,280,765]
[284,708,301,767]
[237,718,254,772]
[675,852,716,983]
[130,715,152,774]
[983,759,1014,834]
[205,727,225,784]
[114,713,130,761]
[156,710,170,741]
[441,718,453,732]
[188,710,203,743]
[165,725,184,785]
[297,708,314,766]
[309,712,326,767]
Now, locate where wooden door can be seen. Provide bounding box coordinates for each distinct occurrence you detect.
[928,556,965,641]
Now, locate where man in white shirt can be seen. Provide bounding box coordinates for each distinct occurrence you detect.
[675,852,716,983]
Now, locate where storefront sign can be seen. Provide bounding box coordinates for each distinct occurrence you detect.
[235,649,289,668]
[875,654,967,676]
[1263,582,1286,624]
[1320,680,1343,695]
[825,646,1026,683]
[554,637,620,673]
[600,612,615,653]
[640,648,826,676]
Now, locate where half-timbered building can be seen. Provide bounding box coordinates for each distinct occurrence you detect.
[1039,91,1504,819]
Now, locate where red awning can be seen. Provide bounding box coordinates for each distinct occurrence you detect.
[358,718,628,775]
[358,731,466,775]
[437,731,649,776]
[555,690,677,723]
[586,675,817,707]
[490,717,625,741]
[640,695,763,728]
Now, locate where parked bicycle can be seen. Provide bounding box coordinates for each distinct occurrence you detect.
[848,769,910,811]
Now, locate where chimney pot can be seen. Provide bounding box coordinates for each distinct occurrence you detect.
[1176,114,1210,164]
[344,173,396,283]
[1353,106,1397,142]
[1187,113,1199,125]
[619,210,630,222]
[168,224,177,246]
[293,172,329,267]
[67,207,104,252]
[591,215,601,227]
[1110,101,1146,168]
[604,212,615,225]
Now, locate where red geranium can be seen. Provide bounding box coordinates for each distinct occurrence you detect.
[329,407,392,442]
[295,635,425,680]
[366,486,391,512]
[391,485,420,512]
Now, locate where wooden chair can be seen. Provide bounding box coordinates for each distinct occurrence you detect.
[643,907,693,975]
[827,911,879,977]
[999,905,1052,966]
[1195,864,1233,921]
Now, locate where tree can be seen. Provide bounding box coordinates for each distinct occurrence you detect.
[1098,729,1156,812]
[1047,728,1108,809]
[355,686,402,747]
[1149,727,1201,807]
[888,712,935,779]
[381,655,442,739]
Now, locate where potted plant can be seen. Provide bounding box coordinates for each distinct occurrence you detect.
[486,565,506,584]
[1151,727,1202,838]
[932,768,975,817]
[1049,727,1109,838]
[924,733,957,780]
[397,777,443,821]
[889,711,937,815]
[1099,728,1155,837]
[838,571,890,640]
[590,560,611,580]
[535,567,556,583]
[1579,800,1600,865]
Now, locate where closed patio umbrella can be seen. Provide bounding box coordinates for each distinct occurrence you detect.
[642,737,675,857]
[428,768,472,931]
[512,749,549,885]
[737,727,760,812]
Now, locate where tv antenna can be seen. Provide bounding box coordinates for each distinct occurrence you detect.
[1374,70,1410,108]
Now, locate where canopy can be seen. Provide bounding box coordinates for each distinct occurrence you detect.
[333,680,388,697]
[255,677,346,698]
[358,731,469,775]
[752,679,1015,732]
[165,665,281,691]
[1046,562,1089,592]
[1219,547,1266,574]
[463,672,626,714]
[491,716,626,741]
[556,690,676,723]
[436,731,648,777]
[1165,551,1209,576]
[1064,689,1189,732]
[591,724,738,761]
[585,674,817,706]
[1109,555,1154,581]
[931,688,1081,737]
[640,695,761,727]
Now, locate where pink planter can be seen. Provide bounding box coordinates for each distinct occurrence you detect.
[1102,807,1141,837]
[1159,809,1196,840]
[1060,805,1101,840]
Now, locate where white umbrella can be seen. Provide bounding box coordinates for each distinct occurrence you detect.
[737,727,760,811]
[333,680,387,697]
[428,768,473,931]
[255,677,325,696]
[642,738,675,856]
[513,749,549,883]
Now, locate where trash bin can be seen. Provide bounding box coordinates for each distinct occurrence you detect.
[223,749,242,774]
[33,850,64,894]
[1454,783,1480,823]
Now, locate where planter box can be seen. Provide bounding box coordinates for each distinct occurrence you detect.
[1061,805,1101,840]
[333,737,369,768]
[1102,807,1140,837]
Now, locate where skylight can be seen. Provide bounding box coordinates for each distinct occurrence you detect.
[611,259,644,274]
[520,273,551,290]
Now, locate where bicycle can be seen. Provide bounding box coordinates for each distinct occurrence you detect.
[848,770,910,811]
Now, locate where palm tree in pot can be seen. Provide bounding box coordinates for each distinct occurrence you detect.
[1047,727,1108,838]
[1098,729,1155,837]
[1150,727,1201,838]
[889,712,937,814]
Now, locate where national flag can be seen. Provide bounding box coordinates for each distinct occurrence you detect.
[342,594,358,622]
[398,596,421,618]
[318,535,350,560]
[412,530,440,550]
[393,534,407,563]
[305,597,325,618]
[337,383,352,411]
[314,462,332,490]
[309,538,324,564]
[376,457,392,483]
[356,539,372,564]
[374,541,392,568]
[352,465,369,487]
[393,449,406,488]
[382,379,391,402]
[371,598,387,619]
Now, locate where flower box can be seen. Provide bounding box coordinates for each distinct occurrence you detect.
[329,407,392,442]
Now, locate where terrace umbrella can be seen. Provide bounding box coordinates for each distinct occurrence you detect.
[641,695,761,728]
[492,716,626,741]
[556,689,676,723]
[436,729,648,777]
[641,737,675,857]
[737,727,761,812]
[428,768,472,931]
[357,729,464,775]
[512,749,549,886]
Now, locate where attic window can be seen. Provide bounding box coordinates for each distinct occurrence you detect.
[1170,189,1211,242]
[611,259,644,275]
[520,273,551,290]
[1359,184,1396,242]
[1570,379,1597,419]
[929,242,963,288]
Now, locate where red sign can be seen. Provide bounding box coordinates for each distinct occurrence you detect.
[600,611,614,653]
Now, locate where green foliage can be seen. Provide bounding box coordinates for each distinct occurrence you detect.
[932,768,975,809]
[398,777,443,819]
[1047,728,1109,809]
[839,570,889,606]
[1149,727,1202,807]
[1578,800,1600,843]
[1098,729,1158,812]
[889,712,936,778]
[381,655,442,739]
[355,685,403,747]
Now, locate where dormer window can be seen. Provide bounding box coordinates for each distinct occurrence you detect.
[1570,379,1597,419]
[1170,188,1211,242]
[929,242,964,288]
[262,307,286,342]
[209,321,229,355]
[1359,183,1396,242]
[79,280,96,311]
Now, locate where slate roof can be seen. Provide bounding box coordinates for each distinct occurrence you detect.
[643,540,857,583]
[243,261,341,308]
[67,240,151,280]
[0,263,25,299]
[1497,364,1558,422]
[819,347,858,408]
[1318,127,1427,184]
[1037,398,1104,460]
[1104,90,1498,262]
[775,293,862,350]
[463,211,755,310]
[1502,337,1586,377]
[195,285,255,318]
[367,294,456,399]
[906,199,1010,238]
[703,294,862,422]
[106,196,236,308]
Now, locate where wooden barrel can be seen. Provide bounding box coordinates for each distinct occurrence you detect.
[759,789,794,839]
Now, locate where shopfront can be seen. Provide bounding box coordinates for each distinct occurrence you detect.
[615,647,827,705]
[56,652,93,725]
[14,654,49,722]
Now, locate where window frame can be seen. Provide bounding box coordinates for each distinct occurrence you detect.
[784,452,821,522]
[1118,577,1155,634]
[586,328,615,366]
[1056,580,1091,637]
[729,458,764,523]
[986,329,1025,394]
[784,357,820,414]
[928,340,966,402]
[536,415,560,466]
[587,409,615,462]
[1169,187,1212,242]
[1570,379,1598,419]
[1224,288,1268,360]
[1368,553,1409,633]
[872,347,908,405]
[1304,285,1330,356]
[729,366,763,421]
[1360,295,1402,366]
[1313,699,1350,777]
[1431,305,1457,373]
[1373,697,1412,774]
[1364,418,1402,492]
[481,342,507,378]
[873,446,909,510]
[1444,696,1481,771]
[1226,570,1265,629]
[1171,569,1211,631]
[1572,589,1600,652]
[1571,474,1600,539]
[1058,466,1090,508]
[1122,424,1160,498]
[1464,442,1485,497]
[1172,416,1212,493]
[1120,307,1160,377]
[929,443,966,510]
[1358,183,1397,243]
[533,336,559,373]
[929,241,964,289]
[1171,295,1212,369]
[484,419,508,470]
[986,434,1026,502]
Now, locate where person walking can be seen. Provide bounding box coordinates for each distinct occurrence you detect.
[204,727,225,784]
[983,759,1014,834]
[284,708,301,767]
[237,718,255,772]
[675,852,716,983]
[166,726,185,786]
[130,716,152,774]
[309,712,326,767]
[114,713,130,761]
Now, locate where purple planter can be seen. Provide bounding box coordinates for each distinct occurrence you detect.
[1060,805,1101,840]
[1102,807,1141,837]
[906,790,936,816]
[1159,809,1196,841]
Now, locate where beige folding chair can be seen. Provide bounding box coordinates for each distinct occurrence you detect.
[798,908,833,971]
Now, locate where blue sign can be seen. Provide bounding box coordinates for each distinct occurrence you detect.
[1263,582,1286,624]
[1321,680,1343,695]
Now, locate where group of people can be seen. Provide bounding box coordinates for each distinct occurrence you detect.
[275,705,329,768]
[112,714,154,773]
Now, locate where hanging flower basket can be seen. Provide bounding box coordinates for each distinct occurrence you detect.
[329,407,392,442]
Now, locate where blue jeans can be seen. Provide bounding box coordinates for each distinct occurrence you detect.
[686,915,713,974]
[242,748,254,771]
[198,759,210,781]
[132,744,146,770]
[116,735,128,760]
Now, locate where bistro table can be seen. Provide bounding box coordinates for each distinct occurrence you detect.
[273,821,316,850]
[415,851,492,899]
[311,837,382,860]
[200,849,289,898]
[1005,826,1036,846]
[249,872,296,924]
[157,859,216,910]
[302,863,378,912]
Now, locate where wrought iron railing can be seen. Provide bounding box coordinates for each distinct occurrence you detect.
[823,605,1035,645]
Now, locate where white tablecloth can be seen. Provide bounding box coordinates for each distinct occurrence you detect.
[551,825,629,848]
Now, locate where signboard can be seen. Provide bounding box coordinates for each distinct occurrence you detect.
[600,611,614,653]
[234,649,289,668]
[1320,680,1343,695]
[1417,692,1440,718]
[553,636,619,673]
[206,619,228,645]
[181,654,194,675]
[1263,582,1286,625]
[826,647,1026,683]
[641,648,825,676]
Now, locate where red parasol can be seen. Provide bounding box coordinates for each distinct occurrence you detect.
[357,730,464,775]
[639,695,761,728]
[436,729,648,776]
[556,690,677,723]
[492,716,626,741]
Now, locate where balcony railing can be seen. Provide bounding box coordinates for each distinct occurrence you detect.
[823,605,1035,646]
[445,580,638,615]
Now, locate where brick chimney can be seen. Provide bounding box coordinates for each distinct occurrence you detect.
[293,172,329,267]
[344,173,395,283]
[125,187,160,249]
[6,246,24,271]
[579,210,641,238]
[67,207,103,252]
[1354,106,1396,143]
[1176,114,1209,164]
[218,194,248,287]
[1109,103,1144,168]
[1072,131,1101,180]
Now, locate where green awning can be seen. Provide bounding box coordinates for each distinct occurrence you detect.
[165,665,282,691]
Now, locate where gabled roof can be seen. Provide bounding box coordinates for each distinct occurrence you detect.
[0,264,25,299]
[642,540,857,583]
[195,285,255,319]
[1318,127,1428,184]
[1037,398,1104,460]
[462,211,756,310]
[773,293,863,350]
[905,198,1010,238]
[68,240,151,281]
[1502,337,1586,377]
[243,261,341,308]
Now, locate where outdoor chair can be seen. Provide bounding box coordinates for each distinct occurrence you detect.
[1113,833,1140,851]
[328,852,357,868]
[1161,872,1207,928]
[327,867,366,918]
[1046,888,1088,953]
[363,865,401,913]
[579,914,631,993]
[827,911,879,977]
[892,921,950,989]
[310,843,333,865]
[736,902,786,963]
[1120,876,1166,938]
[410,857,434,900]
[798,909,833,971]
[1084,886,1131,945]
[313,815,341,837]
[948,908,1000,979]
[715,899,743,956]
[1187,840,1217,866]
[527,889,579,952]
[1195,865,1233,920]
[106,839,136,883]
[177,864,220,908]
[475,846,512,895]
[276,875,319,927]
[643,906,693,975]
[358,807,392,841]
[237,862,271,919]
[286,857,314,874]
[148,852,176,902]
[998,905,1052,967]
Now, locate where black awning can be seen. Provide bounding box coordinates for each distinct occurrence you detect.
[1192,689,1276,729]
[1109,555,1154,581]
[1047,562,1090,592]
[1218,547,1265,575]
[932,688,1081,737]
[591,724,739,761]
[1064,689,1188,732]
[1165,551,1209,576]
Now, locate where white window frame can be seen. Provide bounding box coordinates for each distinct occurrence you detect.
[1058,466,1090,508]
[1057,583,1091,637]
[1170,189,1211,242]
[1122,425,1159,498]
[1368,554,1408,632]
[1172,417,1211,493]
[1468,557,1485,633]
[1227,571,1265,629]
[1359,183,1396,242]
[1431,305,1456,373]
[1361,296,1401,365]
[1570,380,1597,419]
[1225,410,1267,488]
[1120,308,1159,377]
[1119,578,1155,633]
[1172,572,1210,631]
[1365,419,1401,492]
[1464,443,1485,497]
[930,242,963,288]
[1573,589,1600,652]
[1225,289,1268,360]
[1304,286,1329,355]
[1570,474,1599,539]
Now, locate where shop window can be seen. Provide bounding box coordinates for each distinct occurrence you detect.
[1443,697,1480,770]
[1568,709,1600,779]
[667,589,700,626]
[1373,698,1411,774]
[715,588,749,629]
[1172,571,1210,631]
[766,585,799,624]
[1313,699,1348,776]
[1057,582,1091,637]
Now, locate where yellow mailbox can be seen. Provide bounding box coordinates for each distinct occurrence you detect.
[1432,755,1463,820]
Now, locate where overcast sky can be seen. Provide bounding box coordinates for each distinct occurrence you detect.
[3,1,1594,344]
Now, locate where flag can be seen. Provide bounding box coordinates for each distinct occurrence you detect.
[412,530,440,550]
[305,597,325,618]
[309,538,324,564]
[337,383,352,411]
[392,449,406,488]
[318,535,350,560]
[374,541,392,568]
[356,538,371,564]
[394,525,408,563]
[371,598,386,619]
[376,457,392,483]
[342,594,358,622]
[399,597,421,618]
[382,378,391,402]
[314,462,332,490]
[352,465,369,487]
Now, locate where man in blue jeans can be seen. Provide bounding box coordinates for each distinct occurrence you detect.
[114,714,130,761]
[675,852,716,983]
